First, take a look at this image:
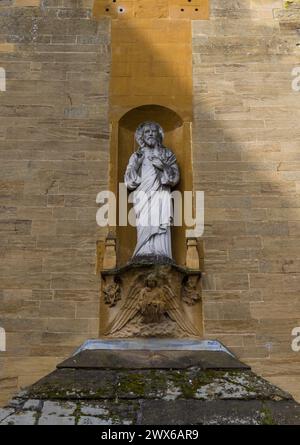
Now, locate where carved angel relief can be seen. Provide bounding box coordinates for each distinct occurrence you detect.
[137,274,169,324]
[105,268,200,337]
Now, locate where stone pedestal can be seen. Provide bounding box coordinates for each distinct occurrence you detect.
[100,258,202,338]
[1,340,300,425]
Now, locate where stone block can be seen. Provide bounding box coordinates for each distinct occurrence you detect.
[46,318,90,334]
[77,416,113,425]
[38,415,75,425]
[39,301,76,318]
[14,0,40,6]
[0,411,36,425]
[41,401,76,416]
[0,408,14,422]
[23,399,42,410]
[0,43,15,53]
[80,403,109,417]
[215,274,249,291]
[51,273,99,291]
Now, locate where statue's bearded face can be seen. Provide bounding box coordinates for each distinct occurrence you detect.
[142,124,159,148]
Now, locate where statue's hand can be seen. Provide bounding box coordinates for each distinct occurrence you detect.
[135,151,144,166]
[152,157,164,171]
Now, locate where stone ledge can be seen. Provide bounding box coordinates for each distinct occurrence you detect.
[58,349,250,370]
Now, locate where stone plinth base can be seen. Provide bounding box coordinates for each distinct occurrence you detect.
[1,341,300,425]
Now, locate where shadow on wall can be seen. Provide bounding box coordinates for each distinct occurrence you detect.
[96,1,300,401]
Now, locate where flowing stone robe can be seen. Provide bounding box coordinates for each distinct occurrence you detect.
[125,145,180,259]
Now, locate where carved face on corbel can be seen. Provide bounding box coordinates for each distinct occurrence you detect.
[182,276,201,306]
[103,278,121,308]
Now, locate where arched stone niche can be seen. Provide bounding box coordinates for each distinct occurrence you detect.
[109,104,194,267]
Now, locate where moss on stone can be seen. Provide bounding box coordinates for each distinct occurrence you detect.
[27,368,289,404]
[260,406,276,426]
[74,403,82,425]
[118,373,147,397]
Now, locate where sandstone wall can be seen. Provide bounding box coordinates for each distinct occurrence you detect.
[193,0,300,401]
[1,0,300,407]
[0,0,110,406]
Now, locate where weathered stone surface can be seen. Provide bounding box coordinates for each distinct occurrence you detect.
[38,415,75,426]
[77,416,113,425]
[137,399,300,425]
[23,399,42,411]
[0,0,110,407]
[27,352,290,403]
[41,401,76,417]
[0,411,36,425]
[0,408,14,422]
[29,368,117,400]
[80,403,109,417]
[0,348,299,425]
[58,349,250,370]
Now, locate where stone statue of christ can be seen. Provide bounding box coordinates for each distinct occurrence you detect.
[124,122,180,260]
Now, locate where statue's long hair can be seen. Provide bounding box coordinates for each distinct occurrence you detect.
[135,122,165,155]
